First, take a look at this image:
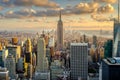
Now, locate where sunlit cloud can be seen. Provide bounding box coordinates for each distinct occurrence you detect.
[94,0,117,4]
[97,4,115,13]
[0,0,59,8]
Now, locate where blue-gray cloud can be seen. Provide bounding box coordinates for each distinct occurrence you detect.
[0,0,59,8]
[94,0,117,4]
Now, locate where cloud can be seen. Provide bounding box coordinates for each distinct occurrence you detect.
[72,2,99,14]
[94,0,117,4]
[91,14,111,21]
[97,4,114,13]
[0,0,59,8]
[0,2,115,19]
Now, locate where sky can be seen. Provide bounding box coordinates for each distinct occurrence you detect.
[0,0,118,31]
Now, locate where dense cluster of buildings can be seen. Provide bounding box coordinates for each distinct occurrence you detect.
[0,9,120,80]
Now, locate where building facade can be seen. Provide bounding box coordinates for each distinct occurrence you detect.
[70,43,88,80]
[36,37,48,72]
[57,10,64,50]
[5,54,17,79]
[113,22,120,57]
[102,58,120,80]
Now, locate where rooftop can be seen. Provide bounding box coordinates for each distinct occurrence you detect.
[103,57,120,65]
[71,43,88,46]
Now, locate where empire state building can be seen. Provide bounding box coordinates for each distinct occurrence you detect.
[57,10,64,50]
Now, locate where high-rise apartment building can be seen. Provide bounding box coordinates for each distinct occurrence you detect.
[70,43,88,80]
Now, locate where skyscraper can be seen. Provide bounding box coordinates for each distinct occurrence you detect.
[104,39,113,58]
[113,0,120,57]
[25,38,32,53]
[57,10,64,50]
[102,58,120,80]
[12,37,18,45]
[0,49,8,67]
[113,22,120,57]
[35,37,49,80]
[93,35,97,47]
[36,37,48,72]
[27,63,33,79]
[5,54,17,79]
[7,45,21,62]
[25,52,32,64]
[70,43,88,80]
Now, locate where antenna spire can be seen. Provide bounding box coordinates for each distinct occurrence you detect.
[59,9,61,21]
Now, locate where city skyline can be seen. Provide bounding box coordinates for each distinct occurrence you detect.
[0,0,118,30]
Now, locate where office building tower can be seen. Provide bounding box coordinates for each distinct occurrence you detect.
[5,54,17,79]
[70,43,88,80]
[102,58,120,80]
[113,22,120,57]
[17,57,25,73]
[44,34,49,47]
[95,47,104,62]
[93,35,97,47]
[27,63,33,79]
[32,53,36,71]
[7,45,21,62]
[0,44,2,51]
[12,37,18,45]
[90,45,96,62]
[46,48,51,65]
[113,0,120,57]
[50,47,55,57]
[104,40,113,58]
[36,37,48,72]
[50,60,64,80]
[25,38,32,53]
[41,30,50,47]
[99,47,104,60]
[25,52,32,64]
[0,49,8,67]
[35,37,49,80]
[48,36,55,47]
[57,10,64,50]
[83,34,87,43]
[0,67,9,80]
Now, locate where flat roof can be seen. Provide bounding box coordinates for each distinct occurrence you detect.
[103,58,120,65]
[71,43,88,46]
